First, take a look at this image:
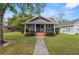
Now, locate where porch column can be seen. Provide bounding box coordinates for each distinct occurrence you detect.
[44,24,46,34]
[24,24,26,34]
[53,25,55,33]
[34,24,36,32]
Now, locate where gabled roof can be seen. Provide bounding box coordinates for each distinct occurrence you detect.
[70,19,79,25]
[24,16,58,24]
[59,19,79,27]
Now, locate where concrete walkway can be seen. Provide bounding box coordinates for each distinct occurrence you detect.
[33,36,49,55]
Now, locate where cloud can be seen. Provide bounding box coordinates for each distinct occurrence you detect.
[65,3,79,9]
[64,10,74,15]
[41,9,59,17]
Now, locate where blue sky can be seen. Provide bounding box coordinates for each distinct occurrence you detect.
[4,3,79,21]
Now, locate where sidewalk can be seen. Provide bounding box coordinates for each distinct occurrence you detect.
[33,36,49,55]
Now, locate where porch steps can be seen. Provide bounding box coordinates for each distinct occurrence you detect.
[36,32,45,36]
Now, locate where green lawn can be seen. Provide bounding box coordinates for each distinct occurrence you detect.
[0,32,36,55]
[45,33,79,55]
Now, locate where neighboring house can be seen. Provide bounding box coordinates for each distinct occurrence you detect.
[59,19,79,34]
[3,24,8,32]
[3,21,8,32]
[24,16,58,35]
[3,21,12,32]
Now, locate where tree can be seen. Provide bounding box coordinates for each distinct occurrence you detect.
[0,3,17,46]
[8,3,46,32]
[57,12,65,24]
[34,3,46,16]
[0,3,46,46]
[17,3,46,16]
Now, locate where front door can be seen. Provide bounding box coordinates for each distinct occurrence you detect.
[36,24,44,32]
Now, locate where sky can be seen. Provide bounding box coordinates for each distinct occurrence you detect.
[4,3,79,21]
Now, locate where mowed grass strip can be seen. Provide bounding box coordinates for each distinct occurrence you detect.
[0,32,36,55]
[45,33,79,55]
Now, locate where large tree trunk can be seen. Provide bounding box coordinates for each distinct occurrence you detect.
[0,14,4,46]
[0,4,8,47]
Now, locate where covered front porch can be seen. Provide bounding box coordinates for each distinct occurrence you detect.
[24,24,56,35]
[24,16,59,35]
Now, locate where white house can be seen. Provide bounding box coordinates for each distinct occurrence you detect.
[59,19,79,34]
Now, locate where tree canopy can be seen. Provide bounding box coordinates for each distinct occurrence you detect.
[7,3,46,32]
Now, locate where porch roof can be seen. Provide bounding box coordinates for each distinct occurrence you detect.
[24,16,58,24]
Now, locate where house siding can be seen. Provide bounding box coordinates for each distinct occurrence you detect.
[73,24,79,34]
[60,24,79,34]
[60,26,76,34]
[59,20,79,34]
[60,26,73,34]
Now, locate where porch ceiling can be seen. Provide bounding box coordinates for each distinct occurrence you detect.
[25,20,58,24]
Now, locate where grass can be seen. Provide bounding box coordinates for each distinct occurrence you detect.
[45,33,79,55]
[0,32,36,55]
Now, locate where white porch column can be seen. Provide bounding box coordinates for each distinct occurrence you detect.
[24,24,26,34]
[34,24,36,32]
[44,24,46,34]
[54,25,55,33]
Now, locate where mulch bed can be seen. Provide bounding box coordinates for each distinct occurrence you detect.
[36,32,45,36]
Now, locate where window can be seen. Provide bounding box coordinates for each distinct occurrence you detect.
[77,28,79,32]
[47,24,51,31]
[66,27,71,32]
[77,25,79,27]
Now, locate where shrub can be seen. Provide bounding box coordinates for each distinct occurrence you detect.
[76,33,78,35]
[24,31,35,36]
[46,32,56,36]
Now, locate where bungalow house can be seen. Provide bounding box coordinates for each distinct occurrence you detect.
[24,16,58,35]
[59,19,79,34]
